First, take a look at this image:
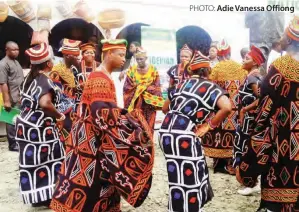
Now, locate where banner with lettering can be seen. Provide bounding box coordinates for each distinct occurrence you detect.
[141,26,177,99]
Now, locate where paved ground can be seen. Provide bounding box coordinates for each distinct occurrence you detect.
[0,137,260,212]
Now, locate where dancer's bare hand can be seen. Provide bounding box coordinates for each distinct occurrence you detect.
[195,123,210,137]
[239,108,245,127]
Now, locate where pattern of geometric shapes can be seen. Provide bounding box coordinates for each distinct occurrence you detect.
[51,72,154,211]
[204,60,247,162]
[167,64,186,86]
[262,188,298,203]
[167,64,190,99]
[279,167,291,186]
[16,74,65,204]
[159,77,226,211]
[222,111,238,130]
[291,101,299,130]
[233,73,262,167]
[236,62,299,211]
[290,133,299,160]
[123,64,163,133]
[73,65,91,109]
[49,64,79,135]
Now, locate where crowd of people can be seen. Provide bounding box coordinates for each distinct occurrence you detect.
[0,15,298,212]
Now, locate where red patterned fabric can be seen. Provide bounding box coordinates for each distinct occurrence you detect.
[50,71,154,212]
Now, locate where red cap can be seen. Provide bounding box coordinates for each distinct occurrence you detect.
[248,45,265,66]
[217,39,231,56]
[25,42,52,65]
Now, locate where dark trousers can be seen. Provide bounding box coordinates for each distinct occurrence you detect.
[6,123,16,150]
[5,102,19,150]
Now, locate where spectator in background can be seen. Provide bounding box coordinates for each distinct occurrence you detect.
[240,47,249,60]
[123,47,163,133]
[166,44,193,102]
[88,35,101,62]
[209,44,219,68]
[119,41,141,81]
[0,41,24,152]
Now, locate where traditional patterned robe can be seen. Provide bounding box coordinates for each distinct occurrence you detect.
[123,64,163,132]
[202,60,247,173]
[50,71,155,212]
[73,60,97,109]
[236,55,299,212]
[167,63,189,97]
[159,77,227,212]
[49,62,78,138]
[233,70,262,167]
[16,74,65,204]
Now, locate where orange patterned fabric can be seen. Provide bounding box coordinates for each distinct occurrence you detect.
[81,72,117,104]
[236,56,299,211]
[203,60,247,160]
[51,71,155,212]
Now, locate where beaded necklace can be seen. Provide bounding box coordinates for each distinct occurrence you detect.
[81,60,97,79]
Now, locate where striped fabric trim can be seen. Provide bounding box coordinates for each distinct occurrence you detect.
[61,46,80,56]
[25,43,51,64]
[180,44,193,55]
[189,50,210,71]
[63,39,82,48]
[102,45,126,52]
[80,43,96,52]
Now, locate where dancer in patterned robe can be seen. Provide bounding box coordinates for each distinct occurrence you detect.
[49,39,81,140]
[202,39,247,175]
[124,47,163,133]
[236,16,299,212]
[167,44,193,96]
[74,43,99,108]
[233,45,265,167]
[162,44,193,114]
[16,43,66,207]
[159,50,232,212]
[234,45,265,196]
[51,39,155,212]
